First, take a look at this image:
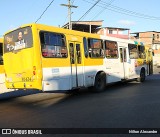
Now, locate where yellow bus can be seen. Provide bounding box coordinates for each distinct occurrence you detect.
[3,23,148,92]
[135,41,153,75]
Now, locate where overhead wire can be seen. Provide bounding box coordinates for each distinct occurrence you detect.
[35,0,55,23]
[83,0,160,20]
[91,0,115,21]
[101,1,160,20]
[77,0,101,21]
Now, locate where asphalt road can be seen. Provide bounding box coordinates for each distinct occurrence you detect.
[0,74,160,137]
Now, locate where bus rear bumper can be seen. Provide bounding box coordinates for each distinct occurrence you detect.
[6,81,42,91]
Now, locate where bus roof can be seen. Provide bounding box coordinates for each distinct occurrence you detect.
[3,23,142,44]
[4,23,99,37]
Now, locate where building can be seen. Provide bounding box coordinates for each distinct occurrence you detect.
[96,27,130,39]
[62,20,103,33]
[62,21,130,39]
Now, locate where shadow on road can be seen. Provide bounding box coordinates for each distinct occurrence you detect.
[0,74,159,107]
[0,89,41,101]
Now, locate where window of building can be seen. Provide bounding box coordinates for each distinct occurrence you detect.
[88,38,104,58]
[40,32,67,58]
[153,34,155,41]
[105,40,118,58]
[109,30,113,34]
[128,44,138,59]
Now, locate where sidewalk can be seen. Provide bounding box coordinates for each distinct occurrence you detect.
[153,65,160,74]
[146,74,160,80]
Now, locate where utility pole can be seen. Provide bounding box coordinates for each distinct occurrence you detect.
[61,0,78,30]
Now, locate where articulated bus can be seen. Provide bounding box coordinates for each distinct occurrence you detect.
[3,23,148,92]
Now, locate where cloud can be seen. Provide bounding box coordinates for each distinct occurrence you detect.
[118,20,136,26]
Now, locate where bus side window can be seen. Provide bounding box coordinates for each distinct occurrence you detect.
[105,40,118,58]
[0,43,3,65]
[61,47,67,57]
[40,32,67,58]
[128,44,138,59]
[88,38,103,58]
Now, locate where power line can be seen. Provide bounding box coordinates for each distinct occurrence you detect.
[77,0,101,21]
[91,0,115,21]
[102,1,160,20]
[83,0,160,20]
[35,0,55,23]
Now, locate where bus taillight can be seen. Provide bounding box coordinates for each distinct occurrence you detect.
[33,66,36,75]
[33,71,36,75]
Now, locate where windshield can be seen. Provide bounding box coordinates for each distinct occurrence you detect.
[4,26,33,53]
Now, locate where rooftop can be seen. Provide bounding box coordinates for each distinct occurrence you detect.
[97,27,130,30]
[131,31,160,34]
[62,20,103,33]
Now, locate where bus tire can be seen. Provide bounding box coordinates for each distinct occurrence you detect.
[137,69,146,82]
[93,72,106,92]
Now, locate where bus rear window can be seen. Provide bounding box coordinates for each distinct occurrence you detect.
[4,27,33,53]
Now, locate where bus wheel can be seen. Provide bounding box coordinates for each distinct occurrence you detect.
[137,69,146,82]
[94,72,106,92]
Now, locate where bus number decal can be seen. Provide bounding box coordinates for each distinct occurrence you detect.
[22,77,33,82]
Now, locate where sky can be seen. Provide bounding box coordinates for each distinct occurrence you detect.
[1,0,160,36]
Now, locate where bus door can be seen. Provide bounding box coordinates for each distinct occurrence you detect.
[119,47,128,79]
[69,42,83,89]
